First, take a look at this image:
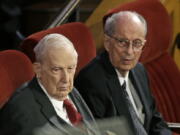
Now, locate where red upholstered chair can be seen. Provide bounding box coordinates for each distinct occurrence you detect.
[19,22,96,75]
[0,50,34,108]
[103,0,180,134]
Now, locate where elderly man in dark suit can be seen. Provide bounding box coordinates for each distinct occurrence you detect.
[0,34,100,135]
[75,11,172,135]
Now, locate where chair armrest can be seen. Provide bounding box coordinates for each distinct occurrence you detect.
[168,122,180,128]
[167,122,180,134]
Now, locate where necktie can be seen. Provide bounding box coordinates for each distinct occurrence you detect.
[63,99,82,125]
[121,81,147,135]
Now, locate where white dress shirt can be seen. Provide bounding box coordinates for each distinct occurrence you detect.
[115,69,140,118]
[37,79,73,125]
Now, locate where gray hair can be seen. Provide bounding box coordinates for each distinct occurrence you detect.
[104,11,147,36]
[34,33,78,62]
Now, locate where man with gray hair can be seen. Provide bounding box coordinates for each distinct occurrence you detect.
[0,33,99,135]
[75,11,171,135]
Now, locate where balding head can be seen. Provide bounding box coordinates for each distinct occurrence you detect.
[103,11,147,77]
[104,11,147,37]
[33,33,78,101]
[34,33,78,62]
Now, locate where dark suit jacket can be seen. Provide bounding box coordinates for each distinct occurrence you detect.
[75,51,171,135]
[0,78,100,135]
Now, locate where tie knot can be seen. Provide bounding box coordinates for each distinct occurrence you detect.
[63,99,82,125]
[122,81,126,90]
[63,99,73,107]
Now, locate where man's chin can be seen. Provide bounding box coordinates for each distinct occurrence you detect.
[121,64,135,71]
[55,92,70,100]
[58,96,67,101]
[53,95,68,101]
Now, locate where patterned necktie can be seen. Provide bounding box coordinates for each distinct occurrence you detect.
[121,81,147,135]
[63,99,82,125]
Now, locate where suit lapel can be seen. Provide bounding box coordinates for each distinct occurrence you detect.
[101,51,131,116]
[29,78,71,133]
[107,76,130,116]
[129,68,150,127]
[70,89,100,135]
[100,51,151,130]
[30,79,97,134]
[101,51,150,124]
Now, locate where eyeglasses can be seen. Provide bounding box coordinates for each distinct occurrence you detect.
[107,34,146,52]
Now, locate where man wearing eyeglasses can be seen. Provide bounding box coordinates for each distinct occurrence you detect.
[75,11,171,135]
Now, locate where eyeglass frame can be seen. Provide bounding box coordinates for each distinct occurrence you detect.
[106,33,146,52]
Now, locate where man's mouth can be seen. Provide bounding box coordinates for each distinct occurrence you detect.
[58,86,68,91]
[123,58,133,64]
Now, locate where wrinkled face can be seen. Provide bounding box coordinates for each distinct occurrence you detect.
[104,17,146,76]
[33,47,77,101]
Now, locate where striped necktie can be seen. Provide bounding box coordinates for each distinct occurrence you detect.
[121,81,147,135]
[63,99,82,125]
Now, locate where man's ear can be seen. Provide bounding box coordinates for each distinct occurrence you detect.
[33,62,41,78]
[104,34,110,52]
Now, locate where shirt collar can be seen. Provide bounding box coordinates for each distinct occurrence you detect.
[37,78,66,109]
[115,68,129,85]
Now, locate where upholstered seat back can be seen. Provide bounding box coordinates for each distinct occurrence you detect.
[20,22,96,75]
[145,53,180,122]
[0,50,34,108]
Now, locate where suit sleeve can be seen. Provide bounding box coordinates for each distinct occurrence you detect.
[0,101,34,135]
[0,90,41,135]
[138,64,172,135]
[75,69,117,119]
[149,98,172,135]
[75,73,106,118]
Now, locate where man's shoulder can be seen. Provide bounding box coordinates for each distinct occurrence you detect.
[131,63,149,86]
[81,56,102,72]
[1,80,36,113]
[76,60,107,87]
[135,62,145,69]
[133,63,147,76]
[12,81,34,101]
[77,52,109,78]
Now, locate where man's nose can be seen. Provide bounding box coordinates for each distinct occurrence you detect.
[126,42,134,54]
[61,70,69,82]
